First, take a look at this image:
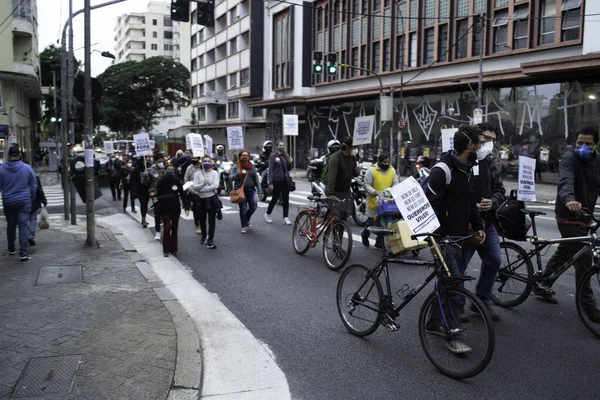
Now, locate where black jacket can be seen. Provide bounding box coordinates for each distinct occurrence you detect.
[326,151,358,196]
[473,156,506,226]
[555,151,600,221]
[155,174,190,215]
[31,176,47,213]
[426,152,484,236]
[108,159,123,181]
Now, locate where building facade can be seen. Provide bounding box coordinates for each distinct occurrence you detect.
[0,0,42,164]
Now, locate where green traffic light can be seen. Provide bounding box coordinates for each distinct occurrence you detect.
[313,64,323,73]
[328,65,337,75]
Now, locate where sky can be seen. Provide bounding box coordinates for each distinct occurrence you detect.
[37,0,167,77]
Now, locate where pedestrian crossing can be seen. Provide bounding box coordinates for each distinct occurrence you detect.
[0,185,65,212]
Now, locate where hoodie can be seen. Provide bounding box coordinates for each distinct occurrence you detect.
[0,160,37,206]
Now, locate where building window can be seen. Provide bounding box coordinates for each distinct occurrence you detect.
[199,83,205,95]
[164,31,173,39]
[199,55,205,68]
[423,28,434,64]
[240,68,249,85]
[152,19,157,26]
[383,39,390,71]
[562,0,581,42]
[228,101,239,118]
[191,85,197,98]
[191,33,197,47]
[191,58,198,71]
[360,44,367,73]
[229,73,237,88]
[216,105,226,120]
[372,42,380,72]
[396,35,405,70]
[153,31,158,38]
[438,24,448,62]
[351,47,359,76]
[164,44,173,51]
[142,29,146,37]
[409,32,417,67]
[513,6,529,49]
[473,16,484,56]
[151,44,158,50]
[164,18,172,27]
[230,6,238,23]
[493,10,509,52]
[229,39,237,54]
[199,30,204,42]
[198,107,206,121]
[456,19,468,59]
[253,108,263,118]
[540,0,556,45]
[274,11,292,89]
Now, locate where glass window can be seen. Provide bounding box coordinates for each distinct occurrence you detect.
[513,6,529,49]
[228,101,239,118]
[198,107,206,121]
[424,0,435,27]
[423,28,434,64]
[253,108,263,118]
[216,105,226,120]
[456,19,468,59]
[439,0,449,22]
[152,19,157,26]
[562,6,581,41]
[409,32,417,67]
[240,69,249,85]
[397,1,406,34]
[230,39,237,54]
[473,20,483,56]
[352,47,359,76]
[164,31,173,39]
[438,24,448,62]
[562,0,581,11]
[151,43,158,50]
[494,10,509,52]
[153,31,157,38]
[383,39,390,71]
[164,18,172,27]
[495,0,508,7]
[457,0,469,18]
[372,42,381,72]
[396,35,405,70]
[229,73,237,87]
[540,0,556,44]
[409,0,417,30]
[360,44,367,75]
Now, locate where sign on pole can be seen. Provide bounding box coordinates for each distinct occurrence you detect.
[473,108,483,125]
[226,126,244,150]
[353,115,375,146]
[204,134,213,156]
[133,132,152,156]
[283,114,299,136]
[517,156,536,202]
[441,128,455,153]
[104,141,114,154]
[84,149,94,167]
[389,177,440,234]
[187,133,205,157]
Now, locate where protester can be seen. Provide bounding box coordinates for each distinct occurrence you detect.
[28,175,47,246]
[0,146,37,261]
[193,156,220,248]
[120,159,137,213]
[153,163,190,257]
[230,150,261,234]
[133,158,150,228]
[265,140,293,226]
[184,156,202,233]
[107,153,123,201]
[326,137,360,219]
[146,152,168,240]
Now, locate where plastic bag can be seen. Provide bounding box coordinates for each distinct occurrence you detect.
[39,206,49,230]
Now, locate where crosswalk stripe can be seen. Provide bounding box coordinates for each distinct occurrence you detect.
[0,185,65,211]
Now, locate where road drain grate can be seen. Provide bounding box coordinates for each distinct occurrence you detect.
[11,355,81,398]
[35,266,83,286]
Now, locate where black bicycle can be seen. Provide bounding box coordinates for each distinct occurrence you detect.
[336,227,495,379]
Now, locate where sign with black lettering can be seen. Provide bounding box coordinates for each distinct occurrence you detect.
[389,177,440,234]
[517,156,536,202]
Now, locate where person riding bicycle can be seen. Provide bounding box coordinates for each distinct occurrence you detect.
[537,124,600,321]
[214,145,229,163]
[326,137,359,219]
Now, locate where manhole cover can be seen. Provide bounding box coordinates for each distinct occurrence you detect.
[74,231,115,242]
[11,355,81,398]
[35,266,82,286]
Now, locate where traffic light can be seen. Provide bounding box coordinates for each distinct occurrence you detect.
[50,117,62,123]
[312,51,323,74]
[327,53,338,75]
[197,0,215,27]
[171,0,190,22]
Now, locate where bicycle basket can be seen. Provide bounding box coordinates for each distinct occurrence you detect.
[327,197,353,216]
[496,190,531,241]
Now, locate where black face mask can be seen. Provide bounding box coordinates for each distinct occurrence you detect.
[467,150,477,165]
[379,163,390,171]
[192,160,200,165]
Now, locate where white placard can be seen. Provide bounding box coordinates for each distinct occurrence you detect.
[353,115,375,146]
[441,128,455,153]
[226,126,244,150]
[283,114,299,136]
[185,134,192,150]
[204,134,213,156]
[133,132,152,156]
[517,156,536,202]
[84,149,94,167]
[390,176,440,234]
[188,133,205,157]
[473,108,483,125]
[149,140,155,149]
[104,141,114,154]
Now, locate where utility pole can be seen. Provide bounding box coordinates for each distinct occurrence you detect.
[60,29,70,221]
[477,14,485,110]
[397,1,406,170]
[68,0,77,225]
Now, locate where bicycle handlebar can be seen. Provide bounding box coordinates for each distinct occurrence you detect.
[580,208,600,224]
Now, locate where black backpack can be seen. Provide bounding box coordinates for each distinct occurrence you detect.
[496,190,531,241]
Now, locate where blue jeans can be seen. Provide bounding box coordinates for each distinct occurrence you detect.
[238,190,257,228]
[460,223,502,304]
[29,208,41,238]
[4,202,31,256]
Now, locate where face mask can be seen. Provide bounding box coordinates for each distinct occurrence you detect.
[379,163,390,171]
[575,145,594,160]
[351,149,359,156]
[157,162,165,169]
[127,163,133,168]
[276,146,285,152]
[192,160,199,165]
[166,170,175,177]
[476,141,494,160]
[203,162,213,170]
[240,156,249,163]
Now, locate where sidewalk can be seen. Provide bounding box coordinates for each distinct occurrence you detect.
[0,215,201,399]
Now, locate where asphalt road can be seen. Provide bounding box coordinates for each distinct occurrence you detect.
[74,179,600,399]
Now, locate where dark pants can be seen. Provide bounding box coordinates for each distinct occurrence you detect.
[543,223,597,310]
[161,212,180,254]
[428,245,462,332]
[198,196,217,240]
[460,224,502,304]
[109,178,121,200]
[122,184,136,211]
[267,181,290,218]
[239,190,257,228]
[138,187,150,219]
[4,201,31,256]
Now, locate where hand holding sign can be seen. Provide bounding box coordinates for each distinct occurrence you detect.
[389,177,440,234]
[134,132,152,156]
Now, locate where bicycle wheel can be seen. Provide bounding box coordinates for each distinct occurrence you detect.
[490,242,533,307]
[292,210,312,255]
[418,286,495,380]
[576,266,600,339]
[336,264,382,336]
[323,219,353,271]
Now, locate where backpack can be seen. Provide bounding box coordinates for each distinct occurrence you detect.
[420,162,452,195]
[496,189,531,241]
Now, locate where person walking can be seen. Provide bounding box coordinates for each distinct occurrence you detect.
[107,153,123,201]
[146,152,168,240]
[184,156,202,233]
[193,156,220,248]
[153,163,190,257]
[120,158,137,213]
[361,152,399,248]
[132,158,150,228]
[326,137,360,220]
[230,150,261,234]
[28,175,47,246]
[264,141,293,225]
[0,146,37,261]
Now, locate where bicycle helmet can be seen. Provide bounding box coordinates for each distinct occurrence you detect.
[327,140,341,154]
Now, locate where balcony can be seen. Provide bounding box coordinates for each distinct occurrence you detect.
[12,17,34,37]
[13,61,36,77]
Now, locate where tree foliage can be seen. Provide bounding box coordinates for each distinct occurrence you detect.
[97,56,191,136]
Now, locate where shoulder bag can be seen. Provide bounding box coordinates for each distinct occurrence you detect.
[230,172,248,204]
[281,156,296,192]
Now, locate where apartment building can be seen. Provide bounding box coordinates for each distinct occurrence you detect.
[0,0,42,164]
[189,0,267,154]
[253,0,600,173]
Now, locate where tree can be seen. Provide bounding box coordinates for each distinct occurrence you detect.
[97,56,191,136]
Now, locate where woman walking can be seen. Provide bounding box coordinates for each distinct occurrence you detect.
[132,158,150,228]
[184,156,202,233]
[230,150,261,234]
[193,156,220,248]
[154,163,190,257]
[120,158,137,213]
[264,141,293,225]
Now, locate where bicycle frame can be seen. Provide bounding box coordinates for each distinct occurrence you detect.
[296,204,338,248]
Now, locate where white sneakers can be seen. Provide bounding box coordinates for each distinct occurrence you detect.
[154,232,161,240]
[264,213,273,224]
[284,217,292,226]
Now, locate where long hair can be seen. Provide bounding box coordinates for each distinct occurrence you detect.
[237,150,252,182]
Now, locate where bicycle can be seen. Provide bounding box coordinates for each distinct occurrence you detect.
[492,208,600,337]
[336,227,495,379]
[292,194,353,271]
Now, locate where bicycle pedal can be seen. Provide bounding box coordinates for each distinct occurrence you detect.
[381,314,399,332]
[534,284,555,296]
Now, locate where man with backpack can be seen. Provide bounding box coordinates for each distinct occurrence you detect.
[325,137,360,219]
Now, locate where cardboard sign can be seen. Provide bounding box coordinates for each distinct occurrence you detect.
[133,132,152,156]
[188,133,205,157]
[283,114,299,136]
[517,156,536,202]
[104,141,114,154]
[353,115,375,146]
[204,134,213,156]
[226,126,244,150]
[390,176,440,234]
[441,128,455,153]
[84,149,94,167]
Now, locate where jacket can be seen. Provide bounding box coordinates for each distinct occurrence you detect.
[145,164,167,197]
[473,156,506,226]
[268,153,291,184]
[155,174,190,215]
[108,159,123,181]
[193,169,219,198]
[31,176,47,213]
[0,160,37,206]
[555,151,600,222]
[326,150,358,196]
[364,164,399,218]
[231,165,261,193]
[426,152,484,236]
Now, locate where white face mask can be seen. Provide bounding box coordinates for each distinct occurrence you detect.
[351,149,359,156]
[476,141,494,160]
[157,162,165,169]
[127,163,133,168]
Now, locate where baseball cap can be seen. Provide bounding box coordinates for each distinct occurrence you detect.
[8,146,20,156]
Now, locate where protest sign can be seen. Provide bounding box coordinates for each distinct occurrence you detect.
[204,134,213,155]
[390,176,440,234]
[353,115,375,146]
[441,128,455,153]
[185,134,192,150]
[133,132,152,156]
[188,133,205,157]
[517,156,536,202]
[226,126,244,150]
[84,149,94,167]
[283,114,299,136]
[149,139,155,149]
[104,141,114,154]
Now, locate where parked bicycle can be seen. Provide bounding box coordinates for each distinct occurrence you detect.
[492,208,600,338]
[292,194,353,271]
[336,227,495,379]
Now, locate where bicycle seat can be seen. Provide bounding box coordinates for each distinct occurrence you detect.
[521,208,546,216]
[307,195,323,202]
[368,227,396,237]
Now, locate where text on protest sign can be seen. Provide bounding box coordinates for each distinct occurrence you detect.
[517,156,536,202]
[283,114,299,136]
[188,133,205,157]
[204,134,213,155]
[390,177,440,234]
[133,132,152,156]
[227,126,244,150]
[104,141,114,154]
[353,115,375,146]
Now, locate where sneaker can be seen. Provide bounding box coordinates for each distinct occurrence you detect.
[172,251,178,256]
[264,213,273,224]
[241,227,248,234]
[283,217,292,226]
[20,255,32,262]
[361,230,370,247]
[201,236,207,244]
[533,284,558,304]
[142,219,148,228]
[154,232,161,241]
[425,323,446,337]
[195,225,202,234]
[585,307,600,323]
[470,303,501,321]
[207,240,216,249]
[164,253,169,257]
[445,340,472,354]
[8,251,16,256]
[112,198,117,201]
[28,237,36,246]
[132,209,137,213]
